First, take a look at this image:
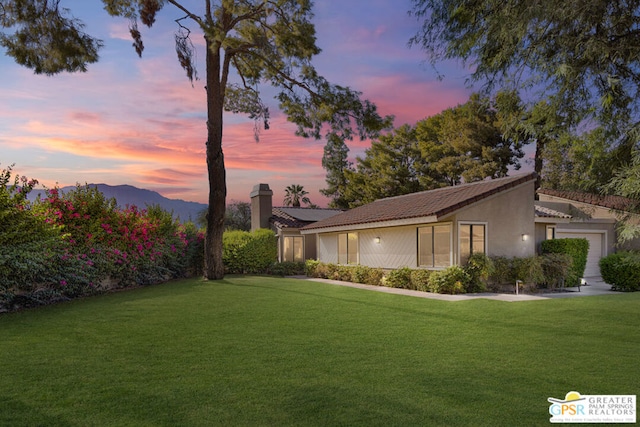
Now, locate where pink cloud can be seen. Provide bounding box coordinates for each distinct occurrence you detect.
[1,0,480,208]
[139,168,204,185]
[360,74,471,125]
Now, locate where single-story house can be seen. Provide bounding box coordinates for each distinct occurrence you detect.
[250,184,343,262]
[300,173,538,269]
[251,175,640,278]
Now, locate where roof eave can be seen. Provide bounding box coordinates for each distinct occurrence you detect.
[300,215,439,234]
[535,217,571,224]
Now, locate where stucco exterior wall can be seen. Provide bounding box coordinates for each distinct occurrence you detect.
[452,181,535,259]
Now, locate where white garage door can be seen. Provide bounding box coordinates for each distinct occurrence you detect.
[556,232,604,278]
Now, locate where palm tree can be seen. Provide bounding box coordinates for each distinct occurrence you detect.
[283,184,311,207]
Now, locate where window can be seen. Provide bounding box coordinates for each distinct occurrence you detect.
[546,226,556,240]
[418,224,451,268]
[338,232,358,264]
[459,223,486,265]
[283,236,304,262]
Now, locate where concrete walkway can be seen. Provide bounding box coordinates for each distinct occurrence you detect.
[292,276,617,302]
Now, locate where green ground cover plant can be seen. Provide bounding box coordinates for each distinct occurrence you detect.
[1,276,638,426]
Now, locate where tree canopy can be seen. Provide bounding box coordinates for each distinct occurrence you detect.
[410,0,640,133]
[2,0,392,279]
[541,127,634,194]
[320,133,353,209]
[410,0,640,221]
[328,93,525,207]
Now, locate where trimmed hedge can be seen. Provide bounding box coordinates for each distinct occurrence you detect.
[222,229,277,274]
[540,238,589,287]
[599,252,640,292]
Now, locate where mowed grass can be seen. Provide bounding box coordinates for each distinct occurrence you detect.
[1,276,639,426]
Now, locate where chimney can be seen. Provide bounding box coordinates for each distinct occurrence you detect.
[250,183,273,231]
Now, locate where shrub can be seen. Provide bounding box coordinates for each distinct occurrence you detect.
[351,265,370,284]
[317,262,339,279]
[180,222,205,277]
[305,259,321,277]
[384,267,414,289]
[428,266,469,294]
[270,261,306,277]
[334,265,353,282]
[600,252,640,292]
[0,166,59,248]
[485,256,548,291]
[223,229,277,274]
[464,253,494,293]
[487,256,513,288]
[363,267,384,286]
[0,172,206,312]
[512,256,545,286]
[410,269,432,292]
[541,238,589,287]
[539,253,573,289]
[242,228,278,274]
[306,261,332,279]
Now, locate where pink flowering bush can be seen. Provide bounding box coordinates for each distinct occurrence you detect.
[0,168,204,312]
[38,184,205,287]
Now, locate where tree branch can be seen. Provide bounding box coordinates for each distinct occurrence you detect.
[166,0,203,26]
[226,3,266,32]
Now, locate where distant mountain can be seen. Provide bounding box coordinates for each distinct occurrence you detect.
[28,184,207,223]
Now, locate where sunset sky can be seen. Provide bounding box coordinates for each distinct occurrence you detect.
[1,0,477,206]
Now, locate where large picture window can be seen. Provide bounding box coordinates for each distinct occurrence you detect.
[418,224,451,268]
[283,236,304,262]
[338,232,358,264]
[459,223,486,264]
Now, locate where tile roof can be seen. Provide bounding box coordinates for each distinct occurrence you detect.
[534,204,572,219]
[537,189,640,212]
[302,172,537,231]
[271,207,343,229]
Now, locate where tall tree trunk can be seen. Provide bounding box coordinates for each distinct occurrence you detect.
[534,137,544,195]
[203,36,226,280]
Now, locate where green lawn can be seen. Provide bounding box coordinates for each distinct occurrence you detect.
[1,276,638,426]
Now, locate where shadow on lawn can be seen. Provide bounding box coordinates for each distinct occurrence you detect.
[0,395,71,426]
[224,276,465,322]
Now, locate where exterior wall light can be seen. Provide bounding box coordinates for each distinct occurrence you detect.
[522,234,529,241]
[374,237,381,244]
